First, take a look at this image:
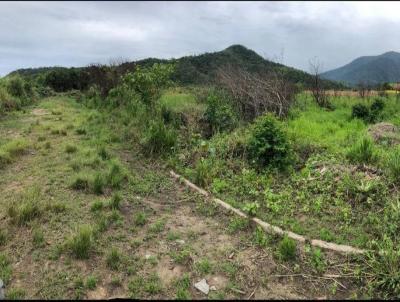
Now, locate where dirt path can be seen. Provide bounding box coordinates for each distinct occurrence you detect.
[0,98,363,299]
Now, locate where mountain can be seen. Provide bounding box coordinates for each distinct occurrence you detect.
[321,51,400,86]
[8,45,343,89]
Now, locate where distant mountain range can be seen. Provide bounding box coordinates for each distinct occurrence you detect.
[321,51,400,86]
[8,45,342,89]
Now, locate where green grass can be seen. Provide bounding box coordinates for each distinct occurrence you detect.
[106,248,122,271]
[0,138,30,168]
[67,225,93,259]
[0,253,12,284]
[160,89,205,114]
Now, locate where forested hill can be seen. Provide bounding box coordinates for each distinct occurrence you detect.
[8,44,343,89]
[321,51,400,86]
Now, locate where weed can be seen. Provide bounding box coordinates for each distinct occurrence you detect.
[144,273,163,295]
[84,275,97,290]
[277,236,297,261]
[149,219,165,233]
[32,228,45,248]
[106,248,122,271]
[106,162,125,189]
[227,217,249,234]
[70,174,91,191]
[387,148,400,182]
[170,248,191,265]
[243,201,259,216]
[346,136,378,164]
[0,230,7,246]
[6,288,26,300]
[195,258,212,275]
[75,127,87,135]
[252,226,268,248]
[67,225,93,259]
[90,200,104,212]
[65,144,77,153]
[309,248,326,273]
[175,273,191,300]
[92,173,104,195]
[133,212,147,226]
[109,193,122,210]
[98,146,110,160]
[0,253,12,284]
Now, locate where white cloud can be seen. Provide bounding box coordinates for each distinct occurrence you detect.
[0,1,399,75]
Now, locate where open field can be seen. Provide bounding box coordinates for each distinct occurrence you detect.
[0,97,368,299]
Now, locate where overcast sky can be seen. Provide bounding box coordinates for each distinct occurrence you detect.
[1,1,400,76]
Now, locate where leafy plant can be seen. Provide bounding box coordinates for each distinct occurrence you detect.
[277,236,296,261]
[243,201,259,216]
[247,113,293,170]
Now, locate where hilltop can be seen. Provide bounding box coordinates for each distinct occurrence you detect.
[8,45,342,89]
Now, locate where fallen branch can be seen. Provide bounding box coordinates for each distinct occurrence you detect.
[170,170,366,255]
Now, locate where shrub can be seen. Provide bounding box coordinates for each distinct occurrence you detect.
[277,236,296,261]
[351,99,385,123]
[369,98,385,122]
[7,76,26,98]
[203,90,238,136]
[67,225,93,259]
[122,63,175,106]
[140,119,177,156]
[247,113,293,170]
[346,136,378,164]
[351,103,370,121]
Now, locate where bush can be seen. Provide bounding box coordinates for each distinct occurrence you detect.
[346,137,378,164]
[369,98,385,122]
[277,236,296,261]
[352,103,370,121]
[351,99,385,123]
[67,225,93,259]
[140,119,177,156]
[122,63,175,106]
[7,76,26,98]
[247,113,293,170]
[203,90,238,136]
